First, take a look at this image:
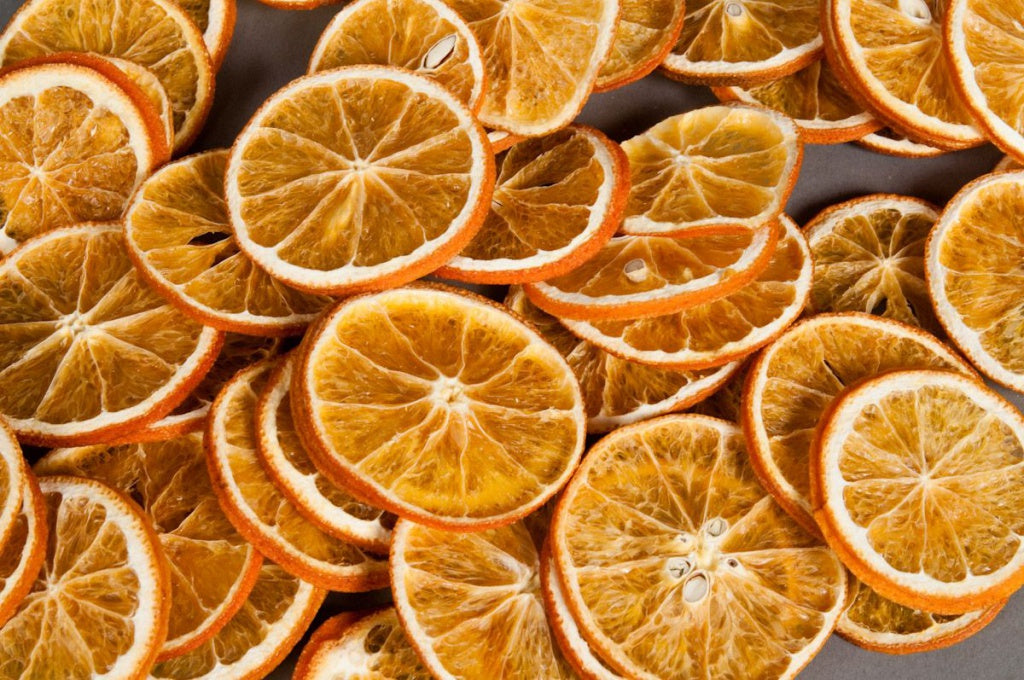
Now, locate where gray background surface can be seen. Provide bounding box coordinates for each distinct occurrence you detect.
[1,0,1021,677]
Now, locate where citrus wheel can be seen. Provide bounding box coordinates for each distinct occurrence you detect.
[688,361,748,421]
[174,0,236,69]
[206,360,389,592]
[0,473,46,629]
[149,563,326,680]
[486,129,523,153]
[256,354,394,554]
[0,62,164,253]
[0,0,215,152]
[0,423,27,551]
[440,0,618,135]
[661,0,824,86]
[0,475,170,680]
[995,155,1023,172]
[308,0,485,112]
[293,285,586,530]
[742,313,975,536]
[293,612,362,680]
[595,0,687,91]
[561,215,811,369]
[550,415,847,680]
[805,194,942,335]
[34,432,264,660]
[926,171,1024,392]
[0,223,223,446]
[225,66,493,295]
[125,149,332,336]
[856,128,947,158]
[438,126,630,284]
[620,105,802,237]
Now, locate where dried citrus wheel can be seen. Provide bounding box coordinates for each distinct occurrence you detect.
[308,0,485,112]
[293,612,362,680]
[805,194,942,335]
[150,563,326,680]
[742,313,974,536]
[0,476,170,679]
[486,129,523,153]
[125,150,331,336]
[0,474,46,629]
[0,423,26,551]
[440,0,618,135]
[551,415,847,680]
[34,432,263,660]
[0,223,223,446]
[206,360,389,591]
[926,171,1024,391]
[438,126,630,284]
[0,0,214,152]
[688,361,748,421]
[256,355,394,554]
[595,0,687,91]
[294,285,586,530]
[661,0,823,86]
[225,66,493,295]
[811,369,1024,613]
[174,0,236,69]
[506,287,742,433]
[391,517,577,679]
[857,128,947,158]
[996,155,1023,172]
[562,216,811,369]
[0,62,164,253]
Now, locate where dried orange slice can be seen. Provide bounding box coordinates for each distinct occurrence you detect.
[487,129,523,153]
[175,0,236,69]
[440,0,618,135]
[996,155,1023,172]
[0,0,215,152]
[0,475,170,679]
[438,126,630,284]
[0,423,26,551]
[206,360,389,591]
[595,0,687,91]
[551,415,847,679]
[805,194,942,335]
[294,286,586,530]
[811,369,1024,613]
[293,612,361,680]
[0,473,46,629]
[506,286,742,433]
[742,313,975,535]
[0,223,223,446]
[926,171,1024,392]
[256,354,394,554]
[662,0,824,86]
[857,128,947,158]
[688,361,748,421]
[309,0,485,112]
[125,149,332,336]
[620,106,802,237]
[35,432,263,660]
[225,66,493,295]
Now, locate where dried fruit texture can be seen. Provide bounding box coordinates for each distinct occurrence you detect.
[596,0,687,90]
[171,0,235,68]
[0,474,46,629]
[856,128,946,158]
[0,425,26,553]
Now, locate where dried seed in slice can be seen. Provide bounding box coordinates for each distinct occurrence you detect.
[595,0,687,91]
[0,473,46,629]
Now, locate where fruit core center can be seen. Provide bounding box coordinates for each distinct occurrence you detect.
[666,518,738,604]
[725,2,744,17]
[435,377,468,409]
[59,312,88,335]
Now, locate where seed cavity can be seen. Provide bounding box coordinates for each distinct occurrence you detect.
[422,34,458,70]
[725,2,743,17]
[666,557,694,579]
[704,517,728,537]
[624,258,648,283]
[683,573,710,603]
[898,0,932,22]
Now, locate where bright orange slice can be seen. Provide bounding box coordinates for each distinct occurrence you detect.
[0,473,45,629]
[487,129,524,153]
[175,0,236,69]
[293,612,361,680]
[596,0,687,91]
[688,361,748,422]
[857,128,947,158]
[0,423,26,551]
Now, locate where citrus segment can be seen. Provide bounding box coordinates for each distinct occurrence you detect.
[595,0,687,91]
[0,474,46,629]
[857,128,947,158]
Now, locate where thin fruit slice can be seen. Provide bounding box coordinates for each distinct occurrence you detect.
[0,223,223,446]
[0,0,215,152]
[0,423,26,550]
[506,286,742,433]
[225,66,493,295]
[0,476,171,679]
[926,171,1024,391]
[525,224,780,321]
[487,129,523,153]
[662,0,823,86]
[620,105,802,237]
[995,155,1023,172]
[293,612,361,680]
[207,360,389,591]
[0,62,164,253]
[391,517,577,679]
[857,128,947,158]
[150,563,326,680]
[551,415,847,680]
[0,474,46,629]
[742,313,975,536]
[125,150,332,336]
[595,0,687,91]
[688,361,748,421]
[294,285,586,530]
[805,194,942,335]
[35,432,263,660]
[174,0,236,69]
[309,0,485,112]
[438,125,630,284]
[562,215,811,369]
[440,0,618,135]
[811,369,1024,613]
[256,355,394,554]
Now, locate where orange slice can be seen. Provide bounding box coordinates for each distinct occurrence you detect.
[175,0,236,69]
[438,125,630,284]
[0,223,223,446]
[487,129,524,153]
[595,0,687,91]
[620,105,802,237]
[206,360,389,591]
[996,155,1023,171]
[551,415,847,679]
[309,0,485,112]
[225,66,493,295]
[688,361,748,421]
[0,423,27,551]
[125,149,332,336]
[35,432,263,660]
[856,128,947,158]
[0,473,46,629]
[294,285,586,530]
[293,612,362,680]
